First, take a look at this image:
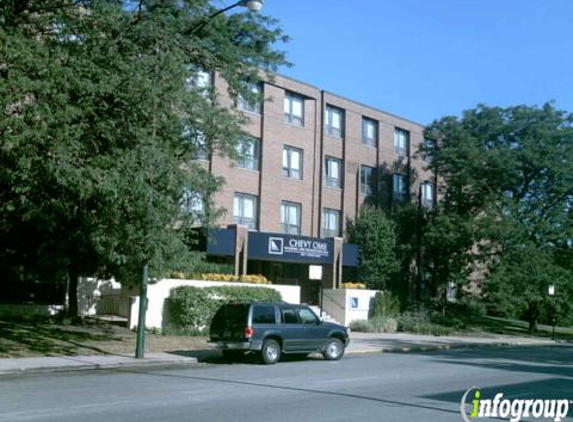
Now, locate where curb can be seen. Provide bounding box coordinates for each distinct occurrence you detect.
[346,340,557,355]
[0,357,201,377]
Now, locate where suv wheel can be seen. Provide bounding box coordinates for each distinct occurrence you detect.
[322,338,345,360]
[261,339,281,365]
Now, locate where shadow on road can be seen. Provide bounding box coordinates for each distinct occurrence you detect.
[167,349,323,365]
[114,365,462,417]
[419,345,573,379]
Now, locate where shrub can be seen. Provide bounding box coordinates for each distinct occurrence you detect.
[349,319,374,332]
[369,291,400,319]
[396,312,454,336]
[458,297,487,317]
[239,274,269,284]
[349,317,397,333]
[341,282,366,290]
[181,273,271,284]
[170,262,235,279]
[166,285,282,333]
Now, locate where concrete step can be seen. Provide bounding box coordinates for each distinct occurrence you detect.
[309,306,341,325]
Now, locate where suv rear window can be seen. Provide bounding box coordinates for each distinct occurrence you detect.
[252,305,276,324]
[211,304,249,328]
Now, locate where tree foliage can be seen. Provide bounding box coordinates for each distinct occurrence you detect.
[425,103,573,329]
[0,1,288,311]
[347,206,398,290]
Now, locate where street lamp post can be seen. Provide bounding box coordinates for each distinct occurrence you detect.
[548,284,556,341]
[191,0,264,34]
[134,0,264,359]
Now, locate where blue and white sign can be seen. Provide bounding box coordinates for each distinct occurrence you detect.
[268,237,284,255]
[249,232,334,264]
[207,228,359,267]
[349,297,359,309]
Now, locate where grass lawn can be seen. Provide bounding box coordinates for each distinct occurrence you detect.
[0,319,209,358]
[457,314,573,341]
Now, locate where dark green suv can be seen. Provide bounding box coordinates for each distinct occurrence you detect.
[209,302,350,364]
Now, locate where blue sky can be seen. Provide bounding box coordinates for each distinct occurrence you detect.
[256,0,573,124]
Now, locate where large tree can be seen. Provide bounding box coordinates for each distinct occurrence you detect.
[0,0,288,314]
[425,103,573,330]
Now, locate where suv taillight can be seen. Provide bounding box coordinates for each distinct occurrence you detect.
[244,326,254,339]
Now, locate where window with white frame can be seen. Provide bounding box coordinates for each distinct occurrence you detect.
[362,117,378,147]
[393,173,407,201]
[185,67,211,93]
[324,157,342,188]
[322,208,341,238]
[282,146,303,180]
[360,165,376,196]
[325,105,344,138]
[181,191,204,215]
[281,201,301,235]
[182,126,209,161]
[238,81,262,114]
[394,128,410,157]
[284,92,304,126]
[422,139,436,164]
[234,193,258,230]
[235,136,260,170]
[421,182,435,208]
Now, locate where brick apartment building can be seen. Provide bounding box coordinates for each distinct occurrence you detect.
[187,71,435,302]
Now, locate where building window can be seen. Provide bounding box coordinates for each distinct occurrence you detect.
[360,165,376,196]
[235,136,260,170]
[421,182,435,208]
[325,105,344,138]
[234,193,258,230]
[422,139,436,164]
[185,68,211,91]
[393,173,407,202]
[324,157,342,188]
[185,68,211,100]
[322,208,341,238]
[394,128,410,158]
[282,146,303,180]
[362,117,378,147]
[181,190,204,226]
[284,92,304,126]
[238,81,262,114]
[181,191,204,215]
[182,126,209,161]
[281,201,301,235]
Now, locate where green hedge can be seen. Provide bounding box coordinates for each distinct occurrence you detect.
[165,285,282,334]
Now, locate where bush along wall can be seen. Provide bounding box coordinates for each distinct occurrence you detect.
[165,285,282,334]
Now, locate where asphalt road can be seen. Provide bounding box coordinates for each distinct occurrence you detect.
[1,346,572,422]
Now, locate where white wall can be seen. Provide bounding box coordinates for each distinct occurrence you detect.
[323,289,378,326]
[128,279,301,330]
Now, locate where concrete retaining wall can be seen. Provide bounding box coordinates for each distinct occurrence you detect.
[323,288,379,326]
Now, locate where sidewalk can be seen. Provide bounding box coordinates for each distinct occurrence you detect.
[0,332,557,376]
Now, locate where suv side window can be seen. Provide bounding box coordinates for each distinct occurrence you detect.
[252,305,277,324]
[297,307,319,324]
[282,307,299,324]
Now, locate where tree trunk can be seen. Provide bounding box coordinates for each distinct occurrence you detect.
[67,271,79,318]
